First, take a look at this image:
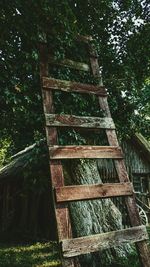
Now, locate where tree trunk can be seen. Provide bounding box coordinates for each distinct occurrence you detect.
[64,159,132,267]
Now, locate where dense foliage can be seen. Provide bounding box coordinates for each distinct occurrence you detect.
[0,1,149,163]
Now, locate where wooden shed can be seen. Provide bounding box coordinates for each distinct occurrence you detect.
[98,133,150,224]
[0,133,149,241]
[0,141,56,241]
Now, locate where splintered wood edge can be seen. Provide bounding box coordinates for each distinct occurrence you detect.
[45,114,115,129]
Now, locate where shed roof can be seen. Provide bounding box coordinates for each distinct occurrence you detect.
[0,134,149,183]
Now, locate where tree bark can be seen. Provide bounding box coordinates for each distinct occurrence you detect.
[64,159,132,267]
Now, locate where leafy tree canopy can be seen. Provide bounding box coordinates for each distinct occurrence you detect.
[0,1,149,163]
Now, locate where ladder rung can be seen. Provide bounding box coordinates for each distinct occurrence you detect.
[61,225,148,258]
[42,77,107,96]
[76,35,93,43]
[55,182,133,203]
[49,146,123,159]
[46,114,115,129]
[48,57,90,72]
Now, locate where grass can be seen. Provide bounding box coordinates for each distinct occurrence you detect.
[0,228,149,267]
[0,242,61,267]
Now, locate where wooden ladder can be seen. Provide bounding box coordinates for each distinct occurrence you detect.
[39,36,150,267]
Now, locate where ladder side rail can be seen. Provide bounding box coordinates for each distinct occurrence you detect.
[39,43,78,267]
[88,42,150,266]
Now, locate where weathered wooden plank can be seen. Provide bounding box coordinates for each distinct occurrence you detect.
[42,77,107,96]
[76,34,93,43]
[46,114,115,129]
[89,42,150,266]
[55,182,133,203]
[62,225,148,258]
[48,57,90,72]
[49,146,123,159]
